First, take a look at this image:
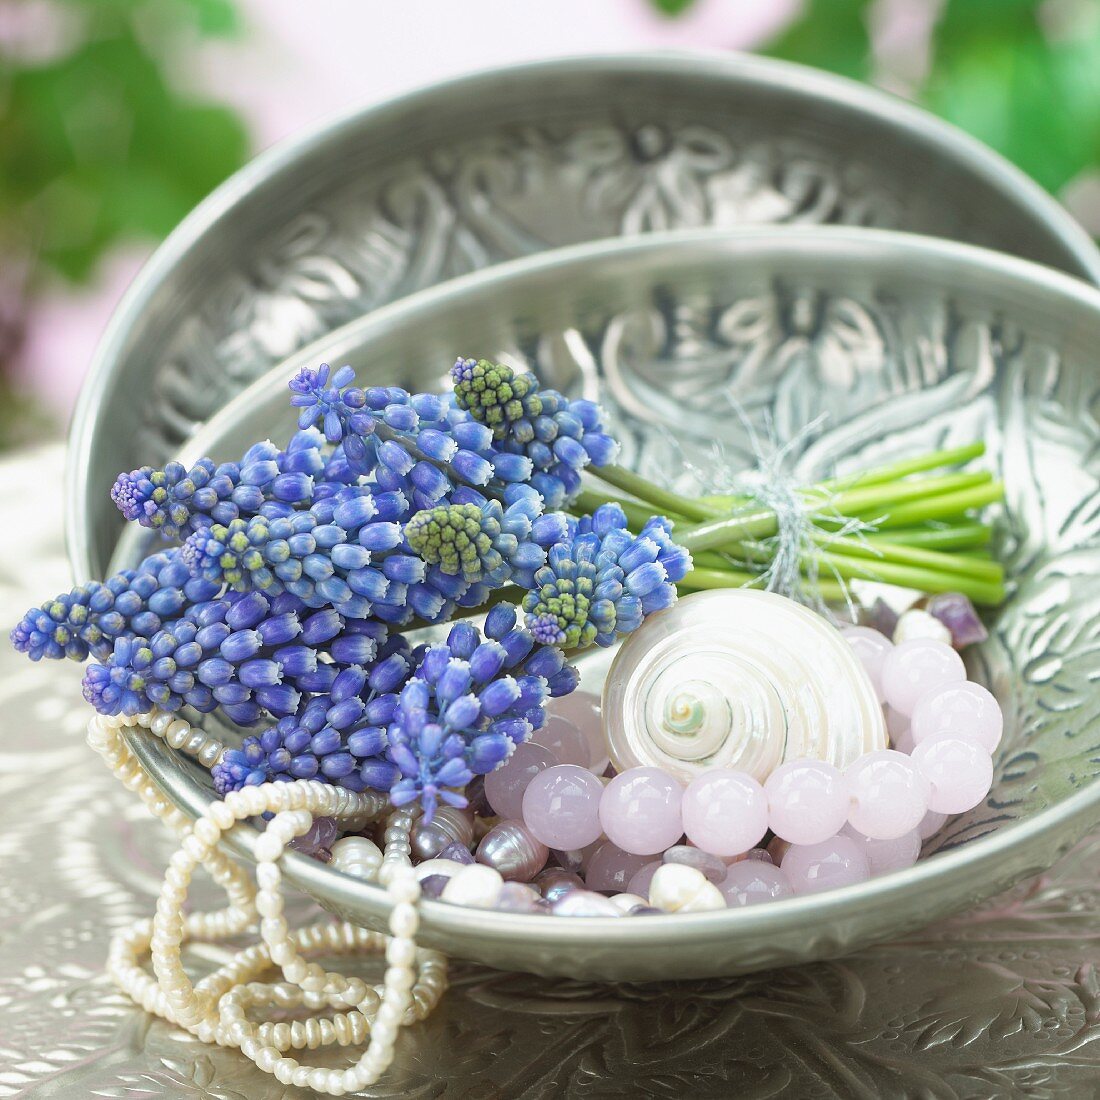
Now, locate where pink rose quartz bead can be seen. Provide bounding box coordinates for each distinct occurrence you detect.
[547,690,608,772]
[841,626,893,702]
[720,862,794,906]
[484,742,559,821]
[764,760,849,845]
[599,767,684,856]
[551,839,603,874]
[885,705,912,752]
[531,714,591,768]
[782,836,870,896]
[626,860,663,899]
[681,769,769,858]
[522,765,605,850]
[845,749,929,839]
[910,681,1003,753]
[880,638,966,716]
[911,735,993,813]
[918,808,948,840]
[842,823,921,876]
[584,840,653,893]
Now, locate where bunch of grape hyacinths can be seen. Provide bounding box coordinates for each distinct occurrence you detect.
[13,353,1006,818]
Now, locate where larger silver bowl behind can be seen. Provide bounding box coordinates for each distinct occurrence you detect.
[114,227,1100,980]
[71,50,1100,583]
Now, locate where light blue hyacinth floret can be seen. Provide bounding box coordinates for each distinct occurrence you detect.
[450,357,619,509]
[16,357,691,817]
[522,504,691,648]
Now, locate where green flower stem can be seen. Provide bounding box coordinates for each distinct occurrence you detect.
[586,464,715,521]
[677,506,779,552]
[697,443,988,512]
[810,532,1004,584]
[826,470,993,517]
[681,567,847,603]
[871,482,1005,527]
[732,542,1005,605]
[863,523,991,551]
[817,442,987,494]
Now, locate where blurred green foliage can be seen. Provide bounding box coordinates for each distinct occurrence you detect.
[0,0,250,286]
[657,0,1100,200]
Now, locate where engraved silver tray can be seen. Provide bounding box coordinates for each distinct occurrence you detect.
[109,227,1100,981]
[69,50,1100,583]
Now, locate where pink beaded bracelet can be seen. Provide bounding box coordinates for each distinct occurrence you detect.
[424,629,1000,914]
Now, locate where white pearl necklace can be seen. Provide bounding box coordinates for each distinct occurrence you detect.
[87,708,447,1096]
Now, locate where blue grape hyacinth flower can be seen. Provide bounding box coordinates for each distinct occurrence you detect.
[388,606,577,818]
[11,549,219,663]
[111,431,325,539]
[82,589,382,725]
[211,635,413,796]
[403,487,569,588]
[450,357,619,509]
[521,504,691,648]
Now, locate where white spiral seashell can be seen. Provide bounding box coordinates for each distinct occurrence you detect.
[603,590,886,784]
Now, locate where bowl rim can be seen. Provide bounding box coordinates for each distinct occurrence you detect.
[117,223,1100,950]
[66,47,1100,585]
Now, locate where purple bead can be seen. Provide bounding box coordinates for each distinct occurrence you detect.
[925,592,988,648]
[522,765,604,850]
[438,841,475,865]
[484,741,558,821]
[289,816,340,855]
[584,840,653,893]
[782,836,870,896]
[599,766,683,856]
[420,874,450,899]
[662,845,726,885]
[626,859,662,899]
[720,862,794,907]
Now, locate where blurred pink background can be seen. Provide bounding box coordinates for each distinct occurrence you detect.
[17,0,798,427]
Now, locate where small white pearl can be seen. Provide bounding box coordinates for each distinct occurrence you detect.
[151,712,172,737]
[649,863,726,913]
[165,719,191,749]
[440,864,504,908]
[329,837,383,879]
[608,892,648,914]
[893,608,952,646]
[412,858,466,882]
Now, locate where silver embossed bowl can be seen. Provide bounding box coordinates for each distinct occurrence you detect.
[70,50,1100,583]
[108,227,1100,980]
